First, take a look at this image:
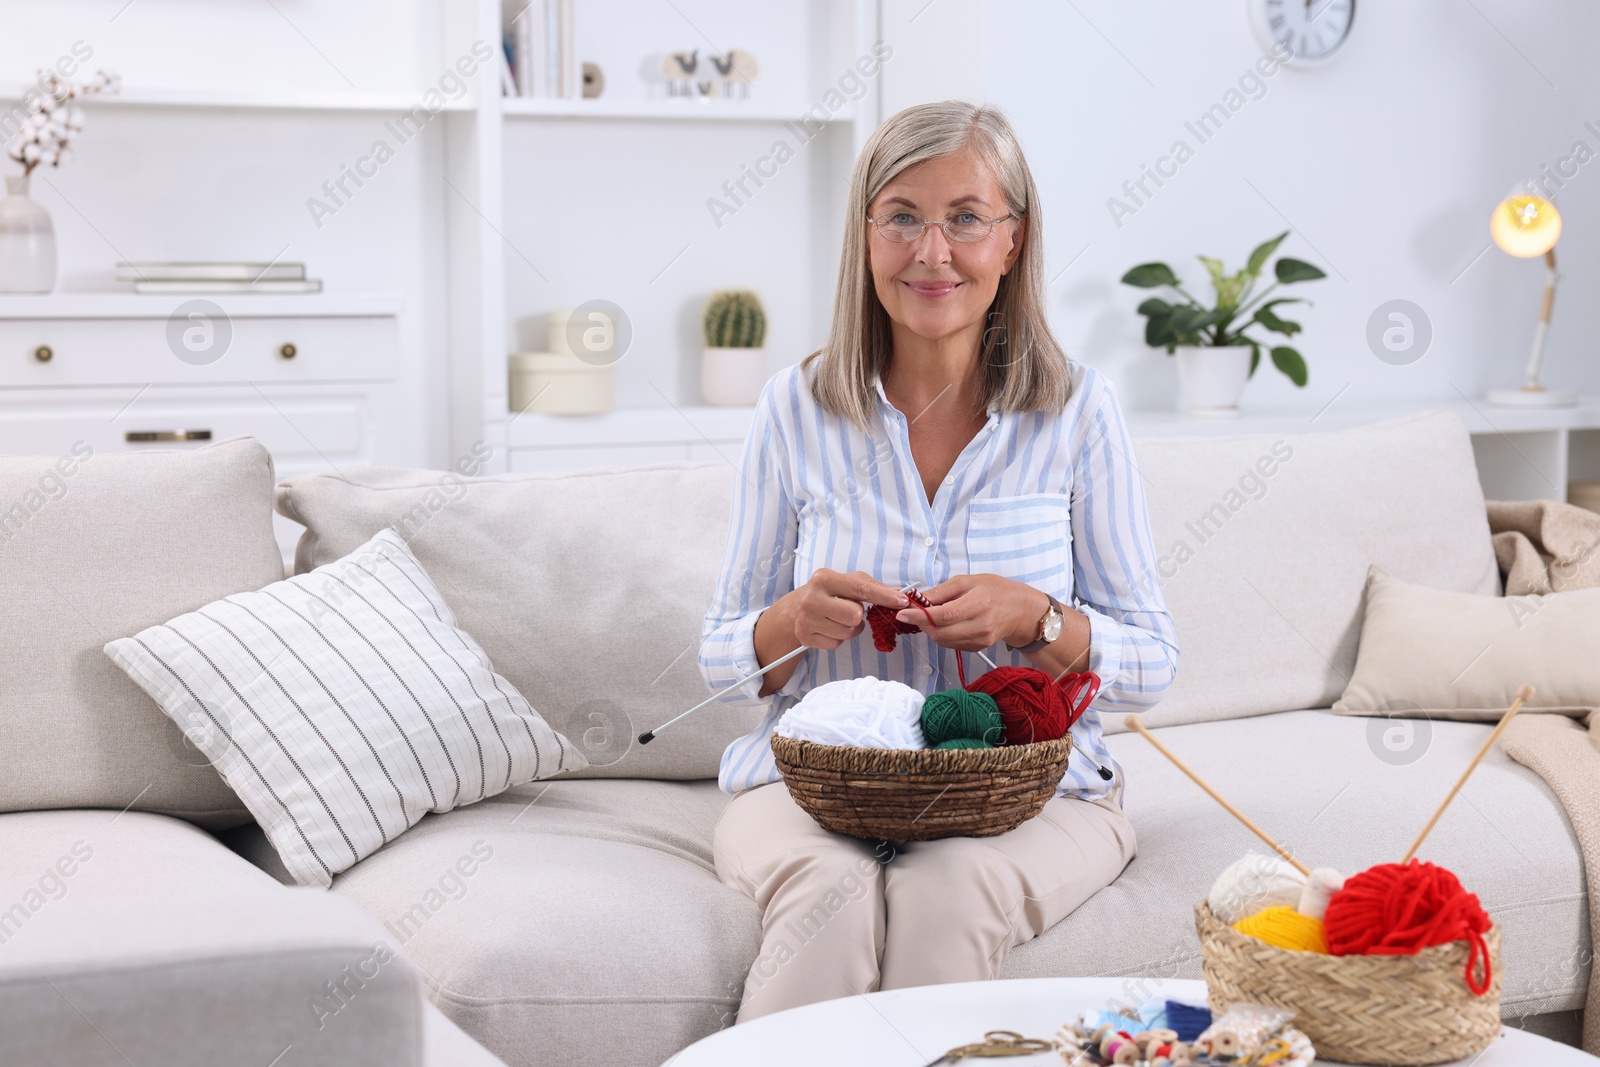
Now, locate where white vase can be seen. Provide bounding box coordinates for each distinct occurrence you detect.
[0,174,57,293]
[701,346,768,406]
[1174,345,1252,417]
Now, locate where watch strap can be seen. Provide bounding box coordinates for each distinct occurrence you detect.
[1007,593,1062,654]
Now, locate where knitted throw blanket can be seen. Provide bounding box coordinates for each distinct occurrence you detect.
[1488,498,1600,1051]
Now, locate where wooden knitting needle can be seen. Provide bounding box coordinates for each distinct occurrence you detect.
[1123,715,1311,877]
[1400,684,1534,864]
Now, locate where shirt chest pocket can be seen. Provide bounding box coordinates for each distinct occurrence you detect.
[965,492,1072,591]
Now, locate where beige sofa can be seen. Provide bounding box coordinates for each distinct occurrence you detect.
[0,409,1584,1066]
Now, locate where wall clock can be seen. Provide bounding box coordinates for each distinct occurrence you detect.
[1249,0,1355,67]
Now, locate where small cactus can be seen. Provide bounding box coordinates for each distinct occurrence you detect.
[703,289,766,348]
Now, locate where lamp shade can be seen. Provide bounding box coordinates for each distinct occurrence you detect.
[1490,194,1562,258]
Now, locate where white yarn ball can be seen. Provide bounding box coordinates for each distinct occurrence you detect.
[1208,852,1308,925]
[1296,866,1345,921]
[775,676,926,749]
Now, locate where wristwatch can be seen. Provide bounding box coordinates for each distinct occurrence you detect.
[1006,592,1064,653]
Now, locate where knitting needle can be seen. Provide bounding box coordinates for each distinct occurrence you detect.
[894,582,1001,669]
[1124,715,1311,877]
[637,644,808,745]
[639,585,998,746]
[1400,684,1534,864]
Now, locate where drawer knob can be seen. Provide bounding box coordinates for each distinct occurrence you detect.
[33,345,52,363]
[125,430,214,443]
[279,343,297,360]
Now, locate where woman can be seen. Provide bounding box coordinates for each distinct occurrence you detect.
[697,100,1179,1022]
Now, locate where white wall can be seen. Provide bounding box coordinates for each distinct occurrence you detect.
[11,0,1590,472]
[982,0,1600,413]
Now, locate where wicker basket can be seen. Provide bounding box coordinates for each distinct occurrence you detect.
[1195,900,1501,1066]
[769,734,1071,841]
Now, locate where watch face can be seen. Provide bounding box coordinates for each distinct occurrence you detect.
[1044,611,1064,642]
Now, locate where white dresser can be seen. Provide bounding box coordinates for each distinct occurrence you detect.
[0,293,404,559]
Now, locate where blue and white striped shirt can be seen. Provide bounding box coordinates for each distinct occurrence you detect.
[698,357,1179,805]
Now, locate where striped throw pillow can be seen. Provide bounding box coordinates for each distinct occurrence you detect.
[104,527,588,887]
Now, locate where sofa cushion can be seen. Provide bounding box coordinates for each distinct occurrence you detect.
[0,436,284,827]
[1000,709,1588,1020]
[1124,411,1500,731]
[0,810,425,1066]
[1332,564,1600,720]
[276,462,763,780]
[104,528,589,888]
[327,778,759,1067]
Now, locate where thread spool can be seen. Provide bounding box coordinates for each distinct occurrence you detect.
[1100,1033,1138,1065]
[1208,852,1307,925]
[1209,1031,1240,1057]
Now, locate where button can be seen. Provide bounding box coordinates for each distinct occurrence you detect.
[922,665,933,675]
[923,536,935,547]
[944,475,954,485]
[989,423,998,432]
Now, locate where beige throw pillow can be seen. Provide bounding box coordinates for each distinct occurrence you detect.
[0,436,284,827]
[1332,564,1600,720]
[275,461,762,780]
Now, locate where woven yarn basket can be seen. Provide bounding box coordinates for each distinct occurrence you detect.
[769,734,1071,841]
[1195,900,1501,1066]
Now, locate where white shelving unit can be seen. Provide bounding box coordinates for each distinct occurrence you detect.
[505,394,1600,504]
[443,0,884,474]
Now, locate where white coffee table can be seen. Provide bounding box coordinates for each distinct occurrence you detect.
[664,977,1596,1066]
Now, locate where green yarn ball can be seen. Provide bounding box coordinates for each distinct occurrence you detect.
[934,737,994,750]
[921,689,1003,747]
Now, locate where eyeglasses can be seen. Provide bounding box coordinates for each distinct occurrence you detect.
[866,210,1018,244]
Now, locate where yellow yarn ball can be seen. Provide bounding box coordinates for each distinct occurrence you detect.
[1233,905,1329,954]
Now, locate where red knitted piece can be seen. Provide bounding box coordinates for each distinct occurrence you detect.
[865,589,966,688]
[1323,860,1494,995]
[967,666,1101,744]
[866,591,926,652]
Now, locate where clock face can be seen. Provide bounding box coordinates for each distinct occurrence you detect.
[1250,0,1355,66]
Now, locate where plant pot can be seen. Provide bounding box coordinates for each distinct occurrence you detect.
[1175,344,1252,417]
[701,346,767,406]
[0,174,57,293]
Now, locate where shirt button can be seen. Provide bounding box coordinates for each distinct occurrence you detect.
[922,665,933,675]
[944,475,954,485]
[923,536,934,547]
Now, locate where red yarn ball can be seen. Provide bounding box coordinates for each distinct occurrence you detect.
[1323,860,1494,995]
[967,666,1077,744]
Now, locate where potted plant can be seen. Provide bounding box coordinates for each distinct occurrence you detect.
[1121,231,1325,416]
[1,67,118,293]
[701,288,767,406]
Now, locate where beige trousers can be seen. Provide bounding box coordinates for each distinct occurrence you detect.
[712,780,1137,1022]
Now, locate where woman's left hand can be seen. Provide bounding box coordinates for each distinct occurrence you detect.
[895,574,1048,652]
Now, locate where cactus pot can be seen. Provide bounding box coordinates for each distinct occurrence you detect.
[701,346,768,406]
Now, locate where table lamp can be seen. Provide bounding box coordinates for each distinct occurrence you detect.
[1487,192,1576,407]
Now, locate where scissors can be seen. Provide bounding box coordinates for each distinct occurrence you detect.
[921,1030,1053,1065]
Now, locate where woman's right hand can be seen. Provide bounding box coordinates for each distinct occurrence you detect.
[786,569,910,650]
[753,570,909,695]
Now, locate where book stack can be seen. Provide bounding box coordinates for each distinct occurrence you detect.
[502,0,577,98]
[117,262,322,294]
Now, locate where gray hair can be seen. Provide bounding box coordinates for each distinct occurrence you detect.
[801,100,1073,429]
